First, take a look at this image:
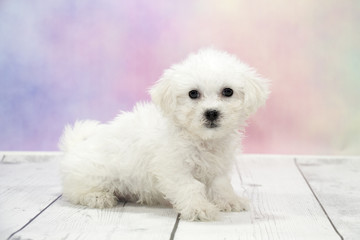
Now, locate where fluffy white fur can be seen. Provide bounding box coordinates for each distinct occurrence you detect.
[59,48,269,221]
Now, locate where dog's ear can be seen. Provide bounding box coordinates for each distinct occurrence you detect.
[243,71,270,117]
[149,69,176,115]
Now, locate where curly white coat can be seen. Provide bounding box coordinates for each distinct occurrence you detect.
[59,48,270,221]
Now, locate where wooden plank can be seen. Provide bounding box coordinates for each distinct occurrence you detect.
[0,153,62,239]
[11,198,178,239]
[296,157,360,240]
[5,152,178,239]
[174,156,341,240]
[3,154,352,239]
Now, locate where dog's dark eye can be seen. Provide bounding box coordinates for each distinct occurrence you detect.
[222,88,233,97]
[189,90,200,99]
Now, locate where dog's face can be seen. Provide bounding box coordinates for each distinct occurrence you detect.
[150,48,269,140]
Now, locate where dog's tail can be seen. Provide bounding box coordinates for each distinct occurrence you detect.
[59,120,100,153]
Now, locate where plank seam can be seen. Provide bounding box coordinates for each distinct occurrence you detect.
[7,194,62,240]
[234,159,247,193]
[294,158,344,240]
[169,214,180,240]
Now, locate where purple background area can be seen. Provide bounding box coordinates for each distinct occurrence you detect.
[1,0,360,154]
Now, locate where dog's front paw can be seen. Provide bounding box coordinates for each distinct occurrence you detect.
[79,191,118,208]
[214,196,250,212]
[179,201,219,221]
[230,196,250,212]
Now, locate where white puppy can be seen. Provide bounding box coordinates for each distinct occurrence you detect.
[59,48,269,221]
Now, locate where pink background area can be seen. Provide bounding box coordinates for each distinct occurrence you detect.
[1,0,359,155]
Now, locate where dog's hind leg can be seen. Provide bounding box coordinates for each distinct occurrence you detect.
[62,176,118,208]
[78,190,118,208]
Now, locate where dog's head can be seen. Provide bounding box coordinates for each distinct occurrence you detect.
[150,48,270,140]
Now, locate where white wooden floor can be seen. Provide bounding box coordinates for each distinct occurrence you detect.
[0,153,359,240]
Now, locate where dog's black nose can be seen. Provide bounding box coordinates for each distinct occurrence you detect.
[205,110,219,121]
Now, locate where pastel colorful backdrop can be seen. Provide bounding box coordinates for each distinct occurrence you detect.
[1,0,359,155]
